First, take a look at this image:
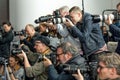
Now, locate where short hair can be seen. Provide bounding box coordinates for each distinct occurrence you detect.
[57,42,79,56]
[25,24,35,30]
[69,6,82,13]
[116,2,120,8]
[99,52,120,75]
[59,6,69,13]
[2,21,11,26]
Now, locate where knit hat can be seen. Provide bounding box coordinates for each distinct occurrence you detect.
[34,35,50,46]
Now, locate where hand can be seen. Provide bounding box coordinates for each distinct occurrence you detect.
[17,50,27,59]
[105,15,113,26]
[72,69,84,80]
[43,56,52,67]
[64,18,74,27]
[19,35,26,40]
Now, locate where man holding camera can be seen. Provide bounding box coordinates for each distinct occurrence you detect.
[19,24,40,52]
[43,42,89,80]
[72,52,120,80]
[105,13,120,54]
[0,21,14,58]
[64,6,108,80]
[97,52,120,80]
[17,35,53,80]
[110,2,120,42]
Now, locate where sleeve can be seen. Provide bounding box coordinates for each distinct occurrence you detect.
[47,65,75,80]
[15,68,25,80]
[47,65,59,80]
[0,31,14,44]
[21,39,34,51]
[25,62,45,77]
[68,15,94,42]
[109,24,120,36]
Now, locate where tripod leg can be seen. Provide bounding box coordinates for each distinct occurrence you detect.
[3,61,11,80]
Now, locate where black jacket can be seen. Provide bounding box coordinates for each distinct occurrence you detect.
[0,29,14,58]
[20,32,40,52]
[47,54,89,80]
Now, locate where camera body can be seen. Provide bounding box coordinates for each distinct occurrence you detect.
[63,64,89,74]
[14,29,26,36]
[63,61,98,74]
[35,10,66,24]
[11,41,29,55]
[11,48,22,55]
[38,53,57,65]
[0,57,8,65]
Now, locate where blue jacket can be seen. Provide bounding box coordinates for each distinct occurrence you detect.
[68,13,105,56]
[47,54,89,80]
[109,24,120,54]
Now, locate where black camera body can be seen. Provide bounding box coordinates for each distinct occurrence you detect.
[38,53,57,65]
[0,57,8,65]
[14,29,26,36]
[63,61,98,74]
[11,48,22,55]
[63,64,89,74]
[35,10,66,24]
[11,41,29,55]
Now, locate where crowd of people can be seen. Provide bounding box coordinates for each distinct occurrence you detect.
[0,2,120,80]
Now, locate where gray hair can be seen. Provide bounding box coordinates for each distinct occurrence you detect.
[99,52,120,75]
[59,6,69,12]
[57,42,79,56]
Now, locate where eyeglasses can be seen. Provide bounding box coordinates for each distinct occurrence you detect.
[97,65,112,70]
[98,65,107,69]
[56,53,63,57]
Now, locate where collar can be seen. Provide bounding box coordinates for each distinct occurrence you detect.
[42,48,51,55]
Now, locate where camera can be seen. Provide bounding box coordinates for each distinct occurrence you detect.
[11,48,22,55]
[37,53,57,65]
[34,10,66,24]
[14,29,26,36]
[11,41,29,55]
[63,64,89,74]
[92,9,120,23]
[0,57,8,65]
[63,61,98,74]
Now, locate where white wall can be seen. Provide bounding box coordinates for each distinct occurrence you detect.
[9,0,119,30]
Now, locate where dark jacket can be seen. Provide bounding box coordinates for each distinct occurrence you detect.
[109,24,120,54]
[68,13,105,56]
[21,32,40,52]
[0,29,14,58]
[47,54,89,80]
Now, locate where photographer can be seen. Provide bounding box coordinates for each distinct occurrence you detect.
[55,6,82,53]
[8,55,25,80]
[97,52,120,80]
[0,21,14,58]
[72,51,120,80]
[110,2,120,41]
[43,42,89,80]
[17,35,53,80]
[64,6,108,80]
[19,24,40,52]
[105,14,120,54]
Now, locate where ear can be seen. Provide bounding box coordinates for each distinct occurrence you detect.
[66,52,72,58]
[78,12,82,17]
[110,67,117,75]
